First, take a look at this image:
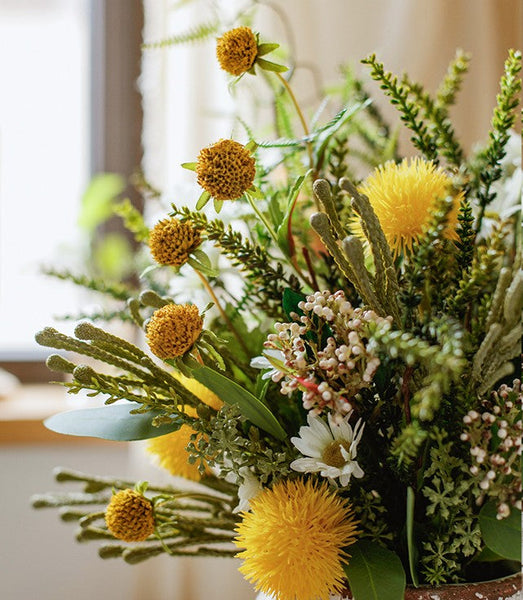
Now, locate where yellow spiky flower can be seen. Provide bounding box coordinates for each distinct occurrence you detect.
[196,139,256,201]
[146,303,203,359]
[105,489,155,542]
[216,26,258,76]
[149,218,201,267]
[147,375,223,480]
[234,478,359,600]
[350,157,464,256]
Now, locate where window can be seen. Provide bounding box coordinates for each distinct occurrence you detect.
[0,0,143,381]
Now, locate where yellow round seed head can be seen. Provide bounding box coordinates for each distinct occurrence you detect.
[105,489,155,542]
[234,478,359,600]
[146,303,203,359]
[196,139,256,201]
[216,26,258,76]
[149,218,201,267]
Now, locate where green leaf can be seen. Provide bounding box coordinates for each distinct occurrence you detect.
[282,288,307,320]
[244,140,259,153]
[139,264,161,279]
[191,367,287,440]
[187,256,219,278]
[196,190,211,210]
[406,486,419,586]
[276,172,310,255]
[479,500,522,561]
[181,162,197,171]
[257,57,288,73]
[345,540,406,600]
[256,42,279,57]
[213,198,223,213]
[44,403,182,441]
[247,185,264,199]
[473,546,507,562]
[78,173,126,232]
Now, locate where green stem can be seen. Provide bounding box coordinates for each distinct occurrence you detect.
[245,192,279,242]
[275,71,314,172]
[194,270,251,358]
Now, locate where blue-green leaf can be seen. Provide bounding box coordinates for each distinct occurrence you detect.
[44,403,181,441]
[345,540,406,600]
[479,500,521,561]
[191,367,286,440]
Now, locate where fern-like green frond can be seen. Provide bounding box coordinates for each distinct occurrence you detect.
[142,21,219,49]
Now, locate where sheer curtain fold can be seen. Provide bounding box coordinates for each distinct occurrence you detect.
[136,2,520,598]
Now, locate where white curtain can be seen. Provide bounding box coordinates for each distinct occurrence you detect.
[135,1,521,598]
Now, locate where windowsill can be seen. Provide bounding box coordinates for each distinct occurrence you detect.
[0,384,118,446]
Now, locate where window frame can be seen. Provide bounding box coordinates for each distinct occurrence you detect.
[0,0,144,383]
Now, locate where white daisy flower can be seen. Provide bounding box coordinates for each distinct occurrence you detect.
[224,466,263,513]
[250,348,286,381]
[290,411,365,487]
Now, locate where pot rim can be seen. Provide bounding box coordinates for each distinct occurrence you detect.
[405,570,522,590]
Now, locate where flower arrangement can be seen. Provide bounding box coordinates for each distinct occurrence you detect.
[32,19,522,600]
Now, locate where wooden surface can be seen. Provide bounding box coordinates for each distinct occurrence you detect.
[0,384,118,445]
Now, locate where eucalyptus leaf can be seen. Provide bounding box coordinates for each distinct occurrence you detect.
[344,540,406,600]
[44,403,181,441]
[479,500,521,561]
[191,367,286,440]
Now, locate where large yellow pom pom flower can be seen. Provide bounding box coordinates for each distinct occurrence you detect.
[350,157,464,256]
[234,478,359,600]
[147,375,222,481]
[149,218,201,267]
[196,139,256,201]
[145,303,203,359]
[105,489,155,542]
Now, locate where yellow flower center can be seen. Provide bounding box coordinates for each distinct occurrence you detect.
[322,440,351,468]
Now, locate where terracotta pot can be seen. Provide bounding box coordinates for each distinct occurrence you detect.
[336,572,522,600]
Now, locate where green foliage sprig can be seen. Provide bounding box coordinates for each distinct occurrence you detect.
[361,54,438,161]
[172,205,301,317]
[469,49,522,232]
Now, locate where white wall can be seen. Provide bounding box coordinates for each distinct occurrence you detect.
[0,442,254,600]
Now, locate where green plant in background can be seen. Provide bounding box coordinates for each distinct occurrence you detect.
[31,10,521,600]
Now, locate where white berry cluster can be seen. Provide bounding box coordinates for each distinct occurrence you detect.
[461,380,522,518]
[263,290,392,415]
